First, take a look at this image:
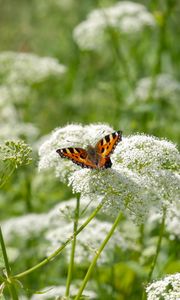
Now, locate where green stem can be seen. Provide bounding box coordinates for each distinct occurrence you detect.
[147,208,166,282]
[0,227,11,277]
[74,212,122,300]
[0,166,16,189]
[7,283,19,300]
[0,227,19,300]
[14,199,105,279]
[65,195,80,297]
[142,208,166,300]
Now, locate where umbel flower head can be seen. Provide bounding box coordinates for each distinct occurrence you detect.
[0,140,32,187]
[146,273,180,300]
[38,123,180,223]
[73,1,155,51]
[44,199,139,265]
[133,73,180,103]
[0,51,66,85]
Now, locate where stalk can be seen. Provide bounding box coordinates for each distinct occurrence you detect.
[0,227,19,300]
[74,212,122,300]
[65,195,80,297]
[14,199,105,279]
[147,208,166,282]
[142,208,166,300]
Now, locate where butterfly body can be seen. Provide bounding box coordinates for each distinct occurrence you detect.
[56,131,122,169]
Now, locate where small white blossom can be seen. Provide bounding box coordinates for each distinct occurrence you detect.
[73,1,155,50]
[113,135,180,213]
[0,122,39,141]
[0,105,17,123]
[0,51,66,85]
[146,205,180,240]
[2,213,49,243]
[134,74,180,103]
[46,217,127,265]
[39,124,180,223]
[0,84,31,106]
[47,197,101,225]
[164,195,180,239]
[69,168,153,223]
[31,284,97,300]
[146,273,180,300]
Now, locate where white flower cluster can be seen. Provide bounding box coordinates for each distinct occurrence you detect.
[165,199,180,239]
[0,101,39,141]
[73,1,155,50]
[46,216,127,265]
[0,50,66,141]
[0,51,66,85]
[2,213,49,243]
[1,196,96,244]
[0,84,31,106]
[114,134,180,207]
[0,121,39,141]
[0,83,37,141]
[2,197,139,265]
[134,74,180,103]
[146,273,180,300]
[31,284,97,300]
[39,123,180,224]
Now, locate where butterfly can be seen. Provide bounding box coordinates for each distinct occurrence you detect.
[56,131,122,169]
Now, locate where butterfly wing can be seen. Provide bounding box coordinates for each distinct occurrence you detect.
[56,147,97,169]
[96,131,122,158]
[95,131,122,168]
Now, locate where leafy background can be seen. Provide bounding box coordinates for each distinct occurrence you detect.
[0,0,179,299]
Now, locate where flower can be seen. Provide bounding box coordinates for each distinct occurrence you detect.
[46,216,128,265]
[38,124,180,223]
[73,1,155,50]
[166,202,180,238]
[0,140,32,167]
[146,273,180,300]
[0,84,31,106]
[133,74,180,103]
[0,122,39,141]
[0,140,32,187]
[0,51,66,85]
[0,105,17,123]
[1,213,47,243]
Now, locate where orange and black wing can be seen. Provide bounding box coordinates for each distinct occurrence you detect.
[56,147,97,169]
[96,131,122,158]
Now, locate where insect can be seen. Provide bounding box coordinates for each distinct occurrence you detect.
[56,131,122,169]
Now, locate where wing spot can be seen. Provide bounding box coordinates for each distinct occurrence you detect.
[105,135,110,143]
